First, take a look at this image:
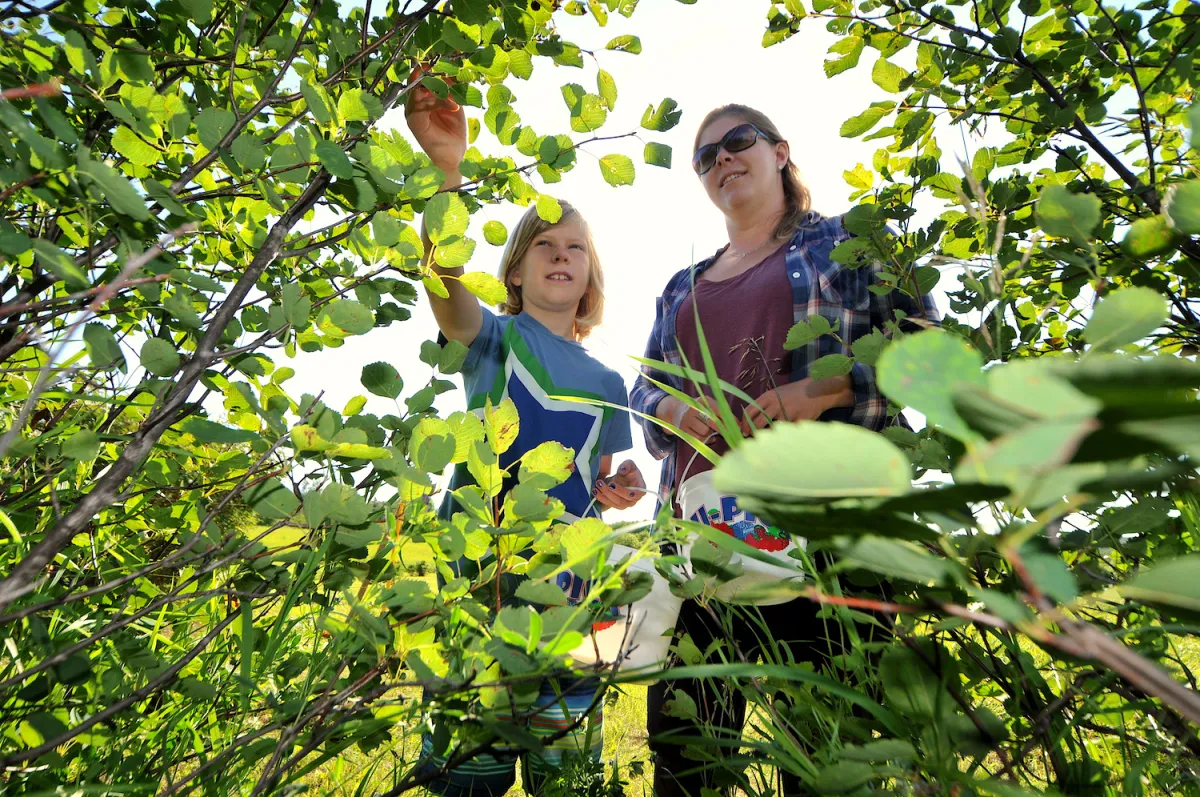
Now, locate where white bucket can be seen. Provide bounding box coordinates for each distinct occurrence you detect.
[678,470,806,605]
[566,544,681,674]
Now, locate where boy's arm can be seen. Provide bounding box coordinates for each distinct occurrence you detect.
[420,168,483,347]
[406,78,483,346]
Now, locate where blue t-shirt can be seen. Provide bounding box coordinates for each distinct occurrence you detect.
[450,310,633,521]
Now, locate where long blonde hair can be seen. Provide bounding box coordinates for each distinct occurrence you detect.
[496,200,605,342]
[694,104,813,240]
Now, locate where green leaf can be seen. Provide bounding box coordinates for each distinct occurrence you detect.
[840,740,916,762]
[433,237,477,268]
[784,315,834,350]
[483,220,508,246]
[824,35,864,77]
[605,34,642,53]
[839,102,895,137]
[536,194,562,223]
[1083,287,1168,351]
[598,154,635,186]
[845,536,950,584]
[244,477,300,521]
[163,289,203,328]
[82,323,126,370]
[180,417,258,444]
[877,330,985,441]
[879,642,956,719]
[640,98,681,132]
[870,57,906,92]
[509,49,533,79]
[1165,179,1200,235]
[281,282,311,329]
[338,88,383,123]
[300,80,334,125]
[196,106,235,149]
[850,329,886,366]
[78,157,150,220]
[597,69,617,110]
[439,340,469,374]
[559,517,609,578]
[372,212,401,246]
[1188,102,1200,150]
[644,142,672,168]
[329,441,392,460]
[424,192,470,245]
[231,134,266,171]
[140,338,180,377]
[361,362,403,399]
[324,300,375,335]
[568,93,608,133]
[62,429,100,461]
[1121,215,1176,257]
[714,422,912,502]
[112,126,158,166]
[1036,185,1102,243]
[1022,550,1078,605]
[32,241,88,289]
[315,139,354,179]
[815,762,879,795]
[809,353,854,381]
[460,272,508,305]
[1120,556,1200,613]
[519,440,574,485]
[515,580,569,606]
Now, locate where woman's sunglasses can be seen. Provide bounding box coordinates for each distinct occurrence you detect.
[692,123,776,176]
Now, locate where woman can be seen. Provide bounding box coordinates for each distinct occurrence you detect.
[629,104,940,796]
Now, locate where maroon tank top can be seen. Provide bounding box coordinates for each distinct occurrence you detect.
[672,244,793,504]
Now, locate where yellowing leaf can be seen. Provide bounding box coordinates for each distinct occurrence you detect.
[485,397,520,455]
[460,271,507,305]
[291,424,332,452]
[598,153,635,186]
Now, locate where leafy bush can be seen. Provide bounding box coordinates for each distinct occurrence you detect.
[1,0,1199,795]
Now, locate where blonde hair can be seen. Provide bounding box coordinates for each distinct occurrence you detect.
[694,104,813,240]
[496,200,605,342]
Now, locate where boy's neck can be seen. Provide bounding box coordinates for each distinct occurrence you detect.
[520,305,577,340]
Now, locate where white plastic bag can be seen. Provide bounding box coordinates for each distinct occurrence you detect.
[566,544,682,674]
[678,470,805,605]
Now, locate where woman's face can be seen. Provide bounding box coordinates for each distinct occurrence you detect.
[511,216,592,315]
[696,115,789,216]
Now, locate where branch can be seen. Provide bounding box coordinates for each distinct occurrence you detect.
[0,606,242,767]
[0,223,198,460]
[0,176,328,610]
[168,0,324,195]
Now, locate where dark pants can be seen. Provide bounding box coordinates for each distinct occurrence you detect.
[646,596,879,797]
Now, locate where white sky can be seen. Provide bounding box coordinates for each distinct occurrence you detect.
[277,0,973,520]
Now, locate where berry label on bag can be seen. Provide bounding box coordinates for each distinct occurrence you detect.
[687,495,789,552]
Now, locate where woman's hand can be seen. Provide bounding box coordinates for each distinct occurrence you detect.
[404,70,467,181]
[593,459,647,511]
[740,375,854,435]
[656,394,722,442]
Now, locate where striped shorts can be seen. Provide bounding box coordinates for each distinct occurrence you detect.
[414,676,605,796]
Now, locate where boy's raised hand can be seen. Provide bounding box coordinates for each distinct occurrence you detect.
[404,68,467,179]
[593,460,647,511]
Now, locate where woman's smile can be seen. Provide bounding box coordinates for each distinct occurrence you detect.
[719,169,748,189]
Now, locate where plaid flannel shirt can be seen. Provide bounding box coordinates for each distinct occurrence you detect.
[629,211,942,509]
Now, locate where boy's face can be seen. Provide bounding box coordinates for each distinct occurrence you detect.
[511,216,591,315]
